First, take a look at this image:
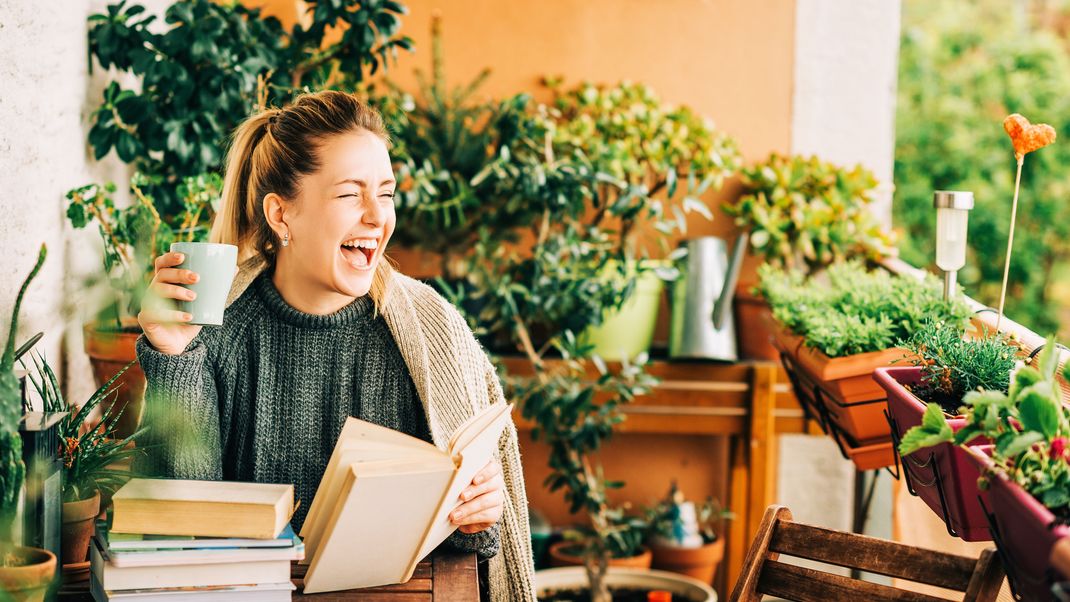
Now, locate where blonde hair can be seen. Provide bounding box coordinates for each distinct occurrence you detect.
[210,90,395,307]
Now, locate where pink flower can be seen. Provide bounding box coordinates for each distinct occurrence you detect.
[1051,437,1069,461]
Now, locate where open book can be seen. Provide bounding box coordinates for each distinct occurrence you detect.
[298,402,514,594]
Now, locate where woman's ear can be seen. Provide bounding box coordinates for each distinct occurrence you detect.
[262,192,289,240]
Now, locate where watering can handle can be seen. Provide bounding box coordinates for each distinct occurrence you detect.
[712,233,749,330]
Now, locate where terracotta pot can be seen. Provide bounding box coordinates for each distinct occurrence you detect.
[650,537,724,584]
[875,367,991,541]
[61,491,100,565]
[0,546,56,602]
[966,446,1069,601]
[548,541,653,569]
[793,343,906,442]
[734,287,780,361]
[83,321,146,439]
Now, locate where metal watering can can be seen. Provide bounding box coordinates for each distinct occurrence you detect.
[668,234,748,361]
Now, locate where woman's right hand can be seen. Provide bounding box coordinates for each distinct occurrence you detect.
[138,252,203,356]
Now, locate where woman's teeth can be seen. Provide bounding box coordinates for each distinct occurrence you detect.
[341,239,378,269]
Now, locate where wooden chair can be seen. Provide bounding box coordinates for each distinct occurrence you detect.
[729,505,1004,602]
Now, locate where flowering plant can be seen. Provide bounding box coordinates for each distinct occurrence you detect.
[900,336,1070,519]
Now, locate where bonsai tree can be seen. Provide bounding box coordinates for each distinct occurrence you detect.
[1,245,47,548]
[440,80,740,601]
[725,153,893,275]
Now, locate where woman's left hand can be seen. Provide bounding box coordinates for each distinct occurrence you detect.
[450,458,505,534]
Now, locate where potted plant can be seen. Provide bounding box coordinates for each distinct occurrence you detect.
[875,320,1019,540]
[437,78,735,600]
[0,245,58,602]
[66,173,219,438]
[645,482,730,584]
[724,153,893,360]
[760,261,971,468]
[900,338,1069,600]
[21,354,145,574]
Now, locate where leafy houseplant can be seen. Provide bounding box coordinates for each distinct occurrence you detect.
[898,339,1069,598]
[21,354,145,566]
[873,321,1020,541]
[0,245,57,599]
[67,173,221,439]
[760,262,971,468]
[724,153,893,360]
[439,80,739,601]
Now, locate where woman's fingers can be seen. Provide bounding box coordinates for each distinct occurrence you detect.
[460,472,502,503]
[138,309,193,326]
[150,281,197,302]
[450,489,504,524]
[458,522,495,535]
[154,252,185,271]
[155,268,200,285]
[471,459,501,486]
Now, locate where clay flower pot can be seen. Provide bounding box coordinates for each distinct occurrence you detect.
[650,537,724,584]
[966,446,1070,601]
[61,491,101,566]
[734,286,779,361]
[82,321,146,439]
[548,541,653,569]
[875,367,990,541]
[0,546,57,602]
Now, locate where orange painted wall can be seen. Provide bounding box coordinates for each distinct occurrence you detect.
[244,0,795,577]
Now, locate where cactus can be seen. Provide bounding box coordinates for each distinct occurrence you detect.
[0,244,47,543]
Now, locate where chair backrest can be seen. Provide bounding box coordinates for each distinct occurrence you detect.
[729,505,1004,602]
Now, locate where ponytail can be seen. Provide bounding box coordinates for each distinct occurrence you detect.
[210,91,395,308]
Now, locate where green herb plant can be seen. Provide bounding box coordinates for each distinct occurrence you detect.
[899,337,1070,519]
[22,355,145,503]
[725,153,893,275]
[900,320,1020,414]
[1,245,47,552]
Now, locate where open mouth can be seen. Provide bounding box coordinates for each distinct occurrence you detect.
[340,237,379,271]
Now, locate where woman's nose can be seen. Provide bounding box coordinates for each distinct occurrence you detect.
[362,196,384,226]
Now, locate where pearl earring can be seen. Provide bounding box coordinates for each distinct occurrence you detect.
[281,232,290,247]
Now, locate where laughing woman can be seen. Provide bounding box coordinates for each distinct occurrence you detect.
[135,91,537,601]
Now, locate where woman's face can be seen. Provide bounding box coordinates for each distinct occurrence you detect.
[282,130,396,299]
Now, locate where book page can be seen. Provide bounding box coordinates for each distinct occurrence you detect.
[414,404,514,561]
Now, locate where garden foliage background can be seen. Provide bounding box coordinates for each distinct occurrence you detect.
[895,0,1070,335]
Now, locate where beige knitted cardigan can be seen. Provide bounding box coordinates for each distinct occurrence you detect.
[227,258,537,601]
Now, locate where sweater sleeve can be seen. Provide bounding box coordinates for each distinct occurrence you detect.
[445,519,501,559]
[134,334,223,481]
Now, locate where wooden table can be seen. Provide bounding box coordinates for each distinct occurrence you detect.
[59,550,478,601]
[293,551,478,600]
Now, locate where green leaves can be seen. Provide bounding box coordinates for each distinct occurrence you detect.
[898,403,954,456]
[1017,382,1062,438]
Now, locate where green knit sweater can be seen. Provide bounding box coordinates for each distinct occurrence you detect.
[135,271,500,558]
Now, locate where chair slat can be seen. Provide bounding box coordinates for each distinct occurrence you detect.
[758,560,954,602]
[770,520,976,591]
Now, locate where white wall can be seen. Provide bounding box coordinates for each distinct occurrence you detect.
[0,0,169,405]
[775,0,903,553]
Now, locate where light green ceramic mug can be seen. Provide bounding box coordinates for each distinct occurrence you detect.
[170,242,238,326]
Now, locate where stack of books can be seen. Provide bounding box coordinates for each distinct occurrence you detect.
[90,479,299,602]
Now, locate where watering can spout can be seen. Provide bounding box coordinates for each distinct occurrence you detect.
[712,233,749,330]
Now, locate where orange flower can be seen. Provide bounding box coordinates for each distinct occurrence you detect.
[1003,114,1056,160]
